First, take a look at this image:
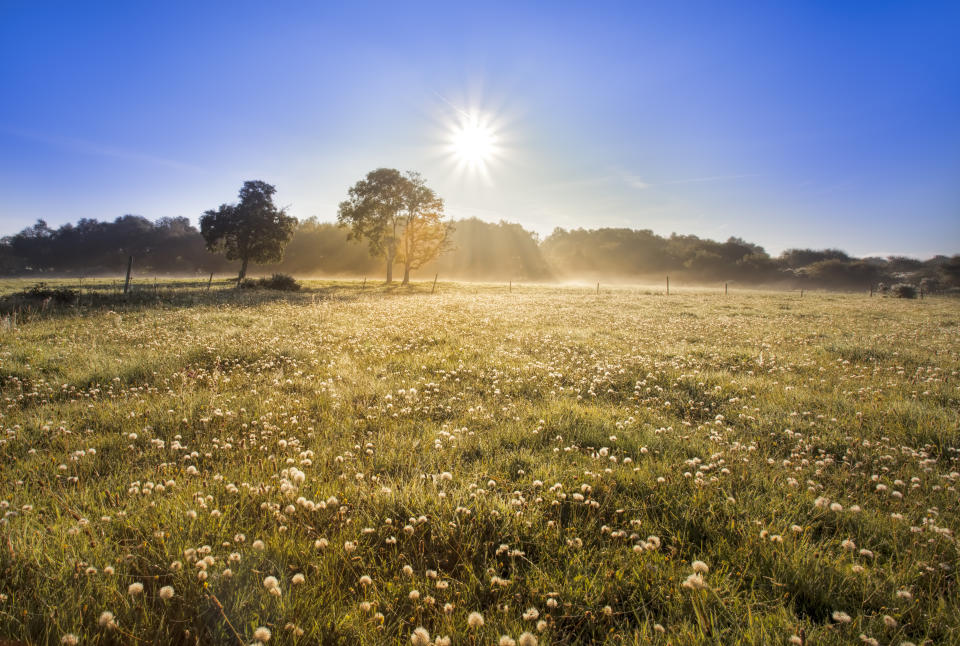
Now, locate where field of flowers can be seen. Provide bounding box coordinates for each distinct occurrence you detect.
[0,281,957,645]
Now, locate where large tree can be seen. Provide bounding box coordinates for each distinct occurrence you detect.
[200,180,297,284]
[396,172,453,284]
[337,169,452,284]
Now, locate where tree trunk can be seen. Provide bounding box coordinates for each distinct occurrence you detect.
[385,255,393,283]
[237,257,249,287]
[401,263,411,285]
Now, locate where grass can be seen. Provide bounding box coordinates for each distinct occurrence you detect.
[0,279,957,645]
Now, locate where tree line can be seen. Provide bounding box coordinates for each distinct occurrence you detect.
[2,172,958,292]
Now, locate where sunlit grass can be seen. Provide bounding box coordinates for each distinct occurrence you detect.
[0,281,957,644]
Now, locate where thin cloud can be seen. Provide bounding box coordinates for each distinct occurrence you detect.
[660,173,760,185]
[0,126,203,172]
[624,173,760,189]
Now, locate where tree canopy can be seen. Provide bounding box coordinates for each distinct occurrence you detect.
[200,181,297,283]
[337,169,453,283]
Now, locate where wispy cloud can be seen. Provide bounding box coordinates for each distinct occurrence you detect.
[625,173,761,189]
[0,126,203,172]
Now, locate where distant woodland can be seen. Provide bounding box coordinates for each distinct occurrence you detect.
[2,215,959,291]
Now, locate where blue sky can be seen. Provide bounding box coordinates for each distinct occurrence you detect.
[1,1,958,257]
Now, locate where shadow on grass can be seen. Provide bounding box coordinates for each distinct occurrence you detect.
[0,280,438,323]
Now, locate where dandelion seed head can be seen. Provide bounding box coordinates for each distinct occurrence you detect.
[410,627,431,646]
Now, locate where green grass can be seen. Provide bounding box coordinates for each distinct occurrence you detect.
[0,279,957,645]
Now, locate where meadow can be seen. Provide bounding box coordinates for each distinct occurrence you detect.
[0,280,957,645]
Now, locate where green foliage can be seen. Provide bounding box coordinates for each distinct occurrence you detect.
[21,282,79,303]
[200,180,297,281]
[891,283,918,299]
[240,273,301,291]
[337,169,453,283]
[2,212,958,291]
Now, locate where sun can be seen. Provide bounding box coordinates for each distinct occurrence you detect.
[452,117,495,164]
[447,112,500,172]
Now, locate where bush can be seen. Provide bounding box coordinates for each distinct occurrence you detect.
[891,283,917,299]
[20,282,79,304]
[240,273,301,291]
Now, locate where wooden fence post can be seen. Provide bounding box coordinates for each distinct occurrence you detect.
[666,276,670,296]
[123,256,133,294]
[207,273,214,291]
[596,282,600,295]
[432,273,438,294]
[725,282,728,295]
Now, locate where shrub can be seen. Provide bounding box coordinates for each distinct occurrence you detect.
[21,282,79,304]
[240,273,301,291]
[891,283,917,299]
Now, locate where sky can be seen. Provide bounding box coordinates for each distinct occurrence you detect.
[1,1,958,258]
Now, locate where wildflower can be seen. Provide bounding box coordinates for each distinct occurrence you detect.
[518,633,538,646]
[832,611,852,624]
[159,585,174,600]
[499,637,516,646]
[410,627,431,646]
[292,573,305,585]
[883,615,897,628]
[681,573,707,590]
[61,635,79,646]
[253,626,271,642]
[252,539,266,550]
[359,575,373,586]
[284,623,304,637]
[403,565,414,576]
[128,582,144,596]
[523,607,540,621]
[468,611,484,628]
[691,560,709,574]
[409,589,420,601]
[98,611,116,628]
